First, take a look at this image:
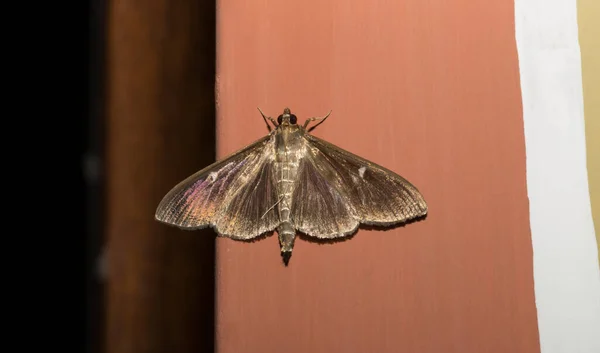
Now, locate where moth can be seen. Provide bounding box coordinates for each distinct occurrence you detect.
[155,108,427,265]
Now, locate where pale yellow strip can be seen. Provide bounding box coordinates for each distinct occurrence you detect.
[578,0,600,264]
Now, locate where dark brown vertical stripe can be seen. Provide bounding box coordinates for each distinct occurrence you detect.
[216,0,540,352]
[106,1,215,352]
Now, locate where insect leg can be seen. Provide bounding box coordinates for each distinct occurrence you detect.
[304,110,332,132]
[261,196,283,219]
[257,107,278,131]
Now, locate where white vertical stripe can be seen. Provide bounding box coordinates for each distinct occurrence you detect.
[514,1,600,352]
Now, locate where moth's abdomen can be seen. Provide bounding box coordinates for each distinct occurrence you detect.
[277,221,296,253]
[273,126,304,264]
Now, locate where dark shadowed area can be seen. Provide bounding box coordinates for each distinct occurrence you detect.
[86,0,217,352]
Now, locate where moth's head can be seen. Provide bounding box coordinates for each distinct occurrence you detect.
[277,107,297,126]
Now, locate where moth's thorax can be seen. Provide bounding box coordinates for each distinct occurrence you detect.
[274,124,305,161]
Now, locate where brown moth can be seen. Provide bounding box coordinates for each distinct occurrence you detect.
[155,108,427,265]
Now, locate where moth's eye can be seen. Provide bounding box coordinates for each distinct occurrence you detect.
[290,114,297,124]
[277,115,283,125]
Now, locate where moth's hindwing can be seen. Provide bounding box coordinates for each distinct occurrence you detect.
[155,134,280,239]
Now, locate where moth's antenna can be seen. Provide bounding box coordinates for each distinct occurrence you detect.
[304,110,332,132]
[257,107,277,131]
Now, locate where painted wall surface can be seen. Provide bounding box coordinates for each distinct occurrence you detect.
[215,1,540,352]
[515,0,600,352]
[578,0,600,262]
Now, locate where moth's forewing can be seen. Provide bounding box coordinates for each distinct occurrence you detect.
[155,134,280,239]
[290,134,427,239]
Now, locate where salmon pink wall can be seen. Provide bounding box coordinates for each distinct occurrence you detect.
[216,1,540,352]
